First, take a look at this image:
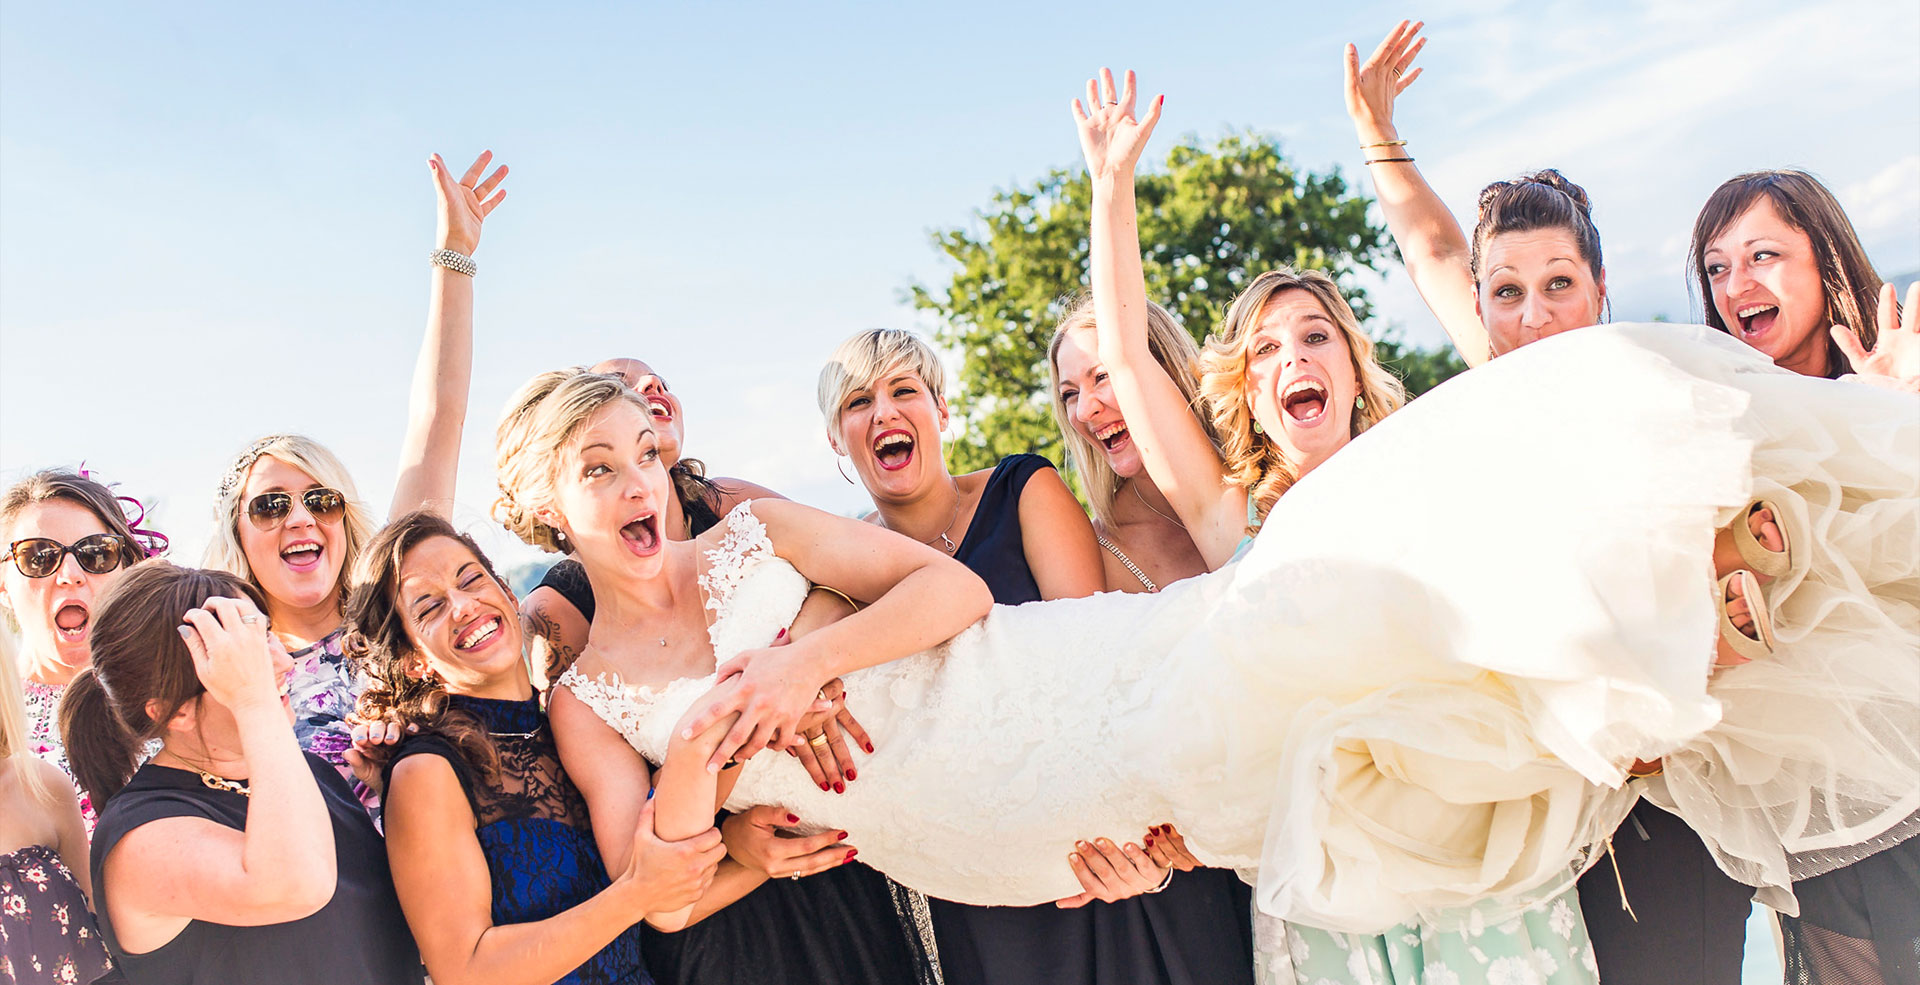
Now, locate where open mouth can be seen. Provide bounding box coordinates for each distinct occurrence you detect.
[455,615,503,653]
[1281,378,1329,426]
[53,601,89,644]
[620,513,661,556]
[1736,303,1779,342]
[280,541,323,572]
[1094,421,1131,453]
[873,430,914,472]
[646,395,674,423]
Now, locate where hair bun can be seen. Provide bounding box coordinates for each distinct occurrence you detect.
[1519,169,1592,216]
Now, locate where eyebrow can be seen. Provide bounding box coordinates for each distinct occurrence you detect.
[410,562,479,610]
[578,427,655,455]
[1489,258,1578,276]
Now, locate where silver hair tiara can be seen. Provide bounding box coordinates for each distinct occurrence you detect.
[217,436,282,497]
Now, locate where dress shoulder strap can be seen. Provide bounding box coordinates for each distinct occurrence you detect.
[699,500,777,614]
[1097,536,1159,593]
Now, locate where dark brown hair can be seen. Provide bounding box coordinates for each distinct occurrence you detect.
[1470,169,1605,290]
[1690,169,1886,375]
[1,469,158,573]
[58,562,265,808]
[342,510,503,784]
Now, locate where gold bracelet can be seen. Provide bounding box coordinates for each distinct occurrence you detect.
[1361,139,1407,148]
[808,583,862,612]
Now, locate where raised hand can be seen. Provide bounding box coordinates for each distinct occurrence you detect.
[1345,20,1428,143]
[429,150,509,256]
[1071,68,1164,181]
[1834,281,1920,391]
[177,596,283,713]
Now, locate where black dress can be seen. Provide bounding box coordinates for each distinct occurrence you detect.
[383,694,650,985]
[540,521,940,985]
[89,753,422,985]
[1575,798,1751,985]
[1780,821,1920,985]
[928,454,1256,985]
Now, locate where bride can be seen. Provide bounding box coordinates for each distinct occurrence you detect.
[496,322,1918,935]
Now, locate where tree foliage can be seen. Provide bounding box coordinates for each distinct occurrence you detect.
[911,132,1466,474]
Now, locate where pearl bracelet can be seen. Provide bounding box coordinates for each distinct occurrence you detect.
[429,248,477,277]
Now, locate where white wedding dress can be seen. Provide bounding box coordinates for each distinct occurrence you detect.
[560,324,1919,934]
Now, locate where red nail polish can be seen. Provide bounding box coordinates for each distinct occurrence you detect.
[787,813,800,824]
[845,767,857,781]
[833,781,845,794]
[846,849,857,861]
[776,628,787,638]
[820,782,831,791]
[1146,835,1154,846]
[863,742,875,754]
[838,830,849,840]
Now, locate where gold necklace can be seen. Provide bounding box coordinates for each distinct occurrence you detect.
[1132,482,1182,527]
[160,751,250,796]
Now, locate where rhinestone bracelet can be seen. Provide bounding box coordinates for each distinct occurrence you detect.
[429,248,477,277]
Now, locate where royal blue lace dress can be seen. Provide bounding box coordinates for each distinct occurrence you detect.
[384,694,649,985]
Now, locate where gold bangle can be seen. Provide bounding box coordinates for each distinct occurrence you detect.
[1626,759,1664,779]
[808,583,862,612]
[1361,139,1407,148]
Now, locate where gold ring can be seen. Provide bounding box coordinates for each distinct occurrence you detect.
[808,733,829,748]
[816,688,828,701]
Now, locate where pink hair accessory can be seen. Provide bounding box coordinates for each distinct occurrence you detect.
[77,461,171,558]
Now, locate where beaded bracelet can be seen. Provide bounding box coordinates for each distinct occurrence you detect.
[429,248,477,276]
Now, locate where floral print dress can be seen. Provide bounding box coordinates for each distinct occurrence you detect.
[287,629,376,811]
[0,844,113,985]
[20,684,89,829]
[1261,887,1598,985]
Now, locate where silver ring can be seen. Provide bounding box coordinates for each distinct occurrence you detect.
[241,615,262,625]
[789,873,802,881]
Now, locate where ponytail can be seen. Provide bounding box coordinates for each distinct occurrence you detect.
[57,668,144,809]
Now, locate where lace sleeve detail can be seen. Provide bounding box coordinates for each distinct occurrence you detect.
[700,500,777,614]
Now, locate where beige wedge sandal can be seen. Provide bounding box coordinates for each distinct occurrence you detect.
[1731,498,1794,580]
[1716,568,1777,666]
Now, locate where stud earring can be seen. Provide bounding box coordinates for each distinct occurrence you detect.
[1355,395,1366,411]
[1252,420,1264,435]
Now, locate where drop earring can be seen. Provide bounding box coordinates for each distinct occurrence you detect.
[1355,395,1367,412]
[1252,420,1264,435]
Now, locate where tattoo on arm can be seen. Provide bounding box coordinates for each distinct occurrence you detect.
[523,606,579,680]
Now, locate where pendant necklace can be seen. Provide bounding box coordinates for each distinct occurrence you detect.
[1133,482,1182,527]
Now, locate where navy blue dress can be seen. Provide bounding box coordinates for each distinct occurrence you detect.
[385,694,649,985]
[928,454,1256,985]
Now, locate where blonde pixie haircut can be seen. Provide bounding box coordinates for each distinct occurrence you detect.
[816,329,949,437]
[1047,294,1220,528]
[494,369,652,554]
[1196,268,1406,531]
[205,434,379,604]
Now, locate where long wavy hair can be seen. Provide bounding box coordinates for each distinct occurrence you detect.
[1046,294,1219,527]
[1195,268,1406,532]
[342,511,504,785]
[0,626,56,806]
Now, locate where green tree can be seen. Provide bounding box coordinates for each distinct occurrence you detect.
[911,131,1464,474]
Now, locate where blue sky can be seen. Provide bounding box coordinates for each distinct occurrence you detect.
[4,0,1916,577]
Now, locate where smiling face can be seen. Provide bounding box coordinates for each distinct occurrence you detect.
[1702,197,1831,374]
[1053,327,1144,479]
[1475,229,1606,355]
[1242,290,1360,478]
[543,400,674,576]
[395,535,525,690]
[235,456,347,619]
[590,357,684,467]
[831,365,951,504]
[0,499,131,667]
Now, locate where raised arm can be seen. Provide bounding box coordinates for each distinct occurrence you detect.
[681,499,993,771]
[104,598,335,944]
[389,151,509,520]
[1344,22,1490,366]
[1076,69,1247,565]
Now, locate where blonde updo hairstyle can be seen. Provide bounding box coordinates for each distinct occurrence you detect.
[1046,294,1219,528]
[816,328,950,446]
[494,369,653,553]
[204,434,378,606]
[1196,267,1406,532]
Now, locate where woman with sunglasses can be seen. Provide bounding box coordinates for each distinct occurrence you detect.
[205,150,508,804]
[1,469,162,821]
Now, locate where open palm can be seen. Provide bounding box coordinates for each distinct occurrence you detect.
[1072,68,1163,180]
[430,150,509,256]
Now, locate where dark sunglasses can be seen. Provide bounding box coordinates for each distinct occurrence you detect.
[245,488,348,530]
[4,533,132,578]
